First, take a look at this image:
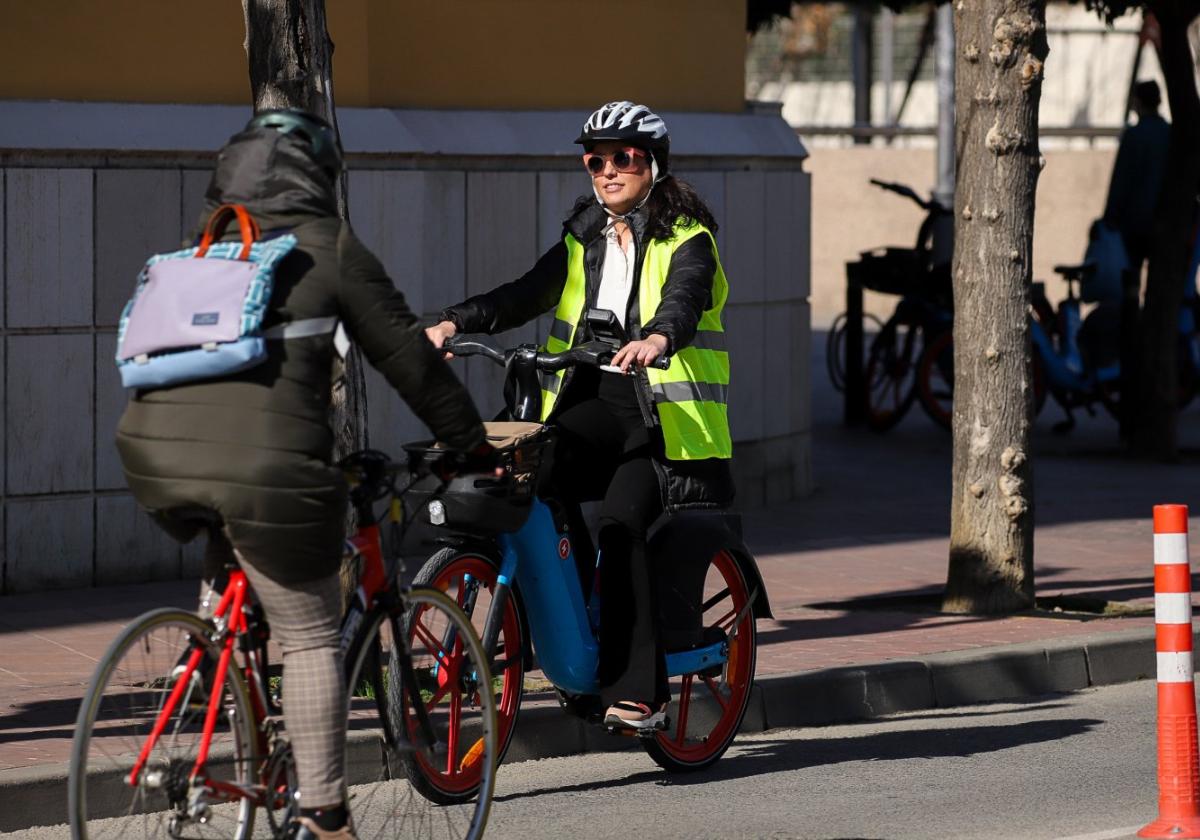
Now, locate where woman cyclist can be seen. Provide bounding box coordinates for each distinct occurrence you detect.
[116,110,490,840]
[426,101,734,731]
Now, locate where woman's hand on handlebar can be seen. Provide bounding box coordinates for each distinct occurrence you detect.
[424,320,458,359]
[611,333,669,373]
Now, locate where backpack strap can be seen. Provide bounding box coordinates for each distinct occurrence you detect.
[196,204,261,261]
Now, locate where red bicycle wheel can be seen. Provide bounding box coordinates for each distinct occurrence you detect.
[412,549,524,771]
[643,549,757,772]
[916,329,954,430]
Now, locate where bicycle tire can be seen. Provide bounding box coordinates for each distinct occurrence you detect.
[916,328,954,431]
[643,549,757,772]
[413,547,525,768]
[864,315,920,431]
[345,588,496,840]
[69,608,256,840]
[827,311,885,393]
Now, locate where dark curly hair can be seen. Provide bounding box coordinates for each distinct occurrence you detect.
[643,175,719,241]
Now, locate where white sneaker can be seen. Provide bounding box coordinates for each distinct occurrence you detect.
[603,701,668,731]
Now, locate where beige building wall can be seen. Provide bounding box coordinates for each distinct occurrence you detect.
[1,0,744,112]
[807,146,1117,326]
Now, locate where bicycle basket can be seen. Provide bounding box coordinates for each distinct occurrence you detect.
[847,247,924,296]
[402,422,553,534]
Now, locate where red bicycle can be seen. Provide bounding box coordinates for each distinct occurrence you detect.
[68,450,497,840]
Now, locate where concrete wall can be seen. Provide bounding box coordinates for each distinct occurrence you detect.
[0,107,811,593]
[807,146,1116,326]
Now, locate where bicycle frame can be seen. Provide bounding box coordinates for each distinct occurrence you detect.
[123,503,434,813]
[128,569,270,806]
[490,499,730,697]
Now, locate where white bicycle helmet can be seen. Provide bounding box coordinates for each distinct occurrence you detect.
[575,101,670,176]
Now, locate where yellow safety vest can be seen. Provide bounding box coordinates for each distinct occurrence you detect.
[540,221,731,461]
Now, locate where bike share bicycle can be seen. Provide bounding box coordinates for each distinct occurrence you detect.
[396,315,772,801]
[916,261,1200,432]
[836,178,953,431]
[69,450,498,840]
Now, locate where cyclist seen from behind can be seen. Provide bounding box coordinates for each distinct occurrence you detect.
[426,101,734,730]
[116,110,491,840]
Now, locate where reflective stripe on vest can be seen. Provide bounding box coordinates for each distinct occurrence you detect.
[539,221,732,461]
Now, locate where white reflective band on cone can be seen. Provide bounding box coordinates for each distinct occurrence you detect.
[1155,592,1194,625]
[1154,533,1190,565]
[1157,651,1195,683]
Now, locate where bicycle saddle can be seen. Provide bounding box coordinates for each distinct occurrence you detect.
[1054,263,1097,281]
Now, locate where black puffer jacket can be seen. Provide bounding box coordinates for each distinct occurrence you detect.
[117,128,486,583]
[442,198,734,511]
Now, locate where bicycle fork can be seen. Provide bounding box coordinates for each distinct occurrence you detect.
[129,575,252,806]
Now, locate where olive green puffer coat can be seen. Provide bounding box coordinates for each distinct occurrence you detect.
[116,128,485,583]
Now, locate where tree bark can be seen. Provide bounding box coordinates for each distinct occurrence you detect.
[242,0,368,601]
[943,0,1048,614]
[1129,1,1200,460]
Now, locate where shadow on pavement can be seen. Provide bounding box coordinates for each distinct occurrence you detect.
[494,716,1101,802]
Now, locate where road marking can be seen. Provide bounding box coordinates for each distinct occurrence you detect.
[1055,826,1143,840]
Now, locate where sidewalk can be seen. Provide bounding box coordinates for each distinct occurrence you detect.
[1,334,1197,831]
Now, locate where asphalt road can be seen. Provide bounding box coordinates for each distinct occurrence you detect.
[19,679,1169,840]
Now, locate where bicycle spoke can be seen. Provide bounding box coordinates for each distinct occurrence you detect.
[412,619,452,669]
[713,608,737,631]
[702,676,730,713]
[701,588,730,613]
[675,675,694,746]
[447,689,462,776]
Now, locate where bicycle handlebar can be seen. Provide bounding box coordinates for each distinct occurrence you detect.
[445,335,671,371]
[869,178,950,215]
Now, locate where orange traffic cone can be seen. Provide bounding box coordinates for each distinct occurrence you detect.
[1140,504,1200,839]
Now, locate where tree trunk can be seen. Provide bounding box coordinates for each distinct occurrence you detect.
[943,0,1048,614]
[242,0,368,602]
[1129,1,1200,460]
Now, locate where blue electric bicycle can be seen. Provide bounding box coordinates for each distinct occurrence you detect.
[915,262,1200,431]
[396,329,772,801]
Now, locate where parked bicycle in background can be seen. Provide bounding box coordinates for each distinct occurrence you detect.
[833,178,953,431]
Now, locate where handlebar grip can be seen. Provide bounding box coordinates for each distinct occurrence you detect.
[652,355,671,370]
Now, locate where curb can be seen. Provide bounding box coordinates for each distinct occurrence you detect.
[0,626,1161,834]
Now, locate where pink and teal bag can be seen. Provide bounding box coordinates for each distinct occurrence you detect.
[115,204,332,389]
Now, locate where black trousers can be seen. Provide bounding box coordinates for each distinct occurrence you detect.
[543,367,669,706]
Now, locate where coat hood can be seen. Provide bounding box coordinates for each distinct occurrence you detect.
[199,128,338,232]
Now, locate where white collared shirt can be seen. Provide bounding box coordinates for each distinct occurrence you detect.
[595,219,634,329]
